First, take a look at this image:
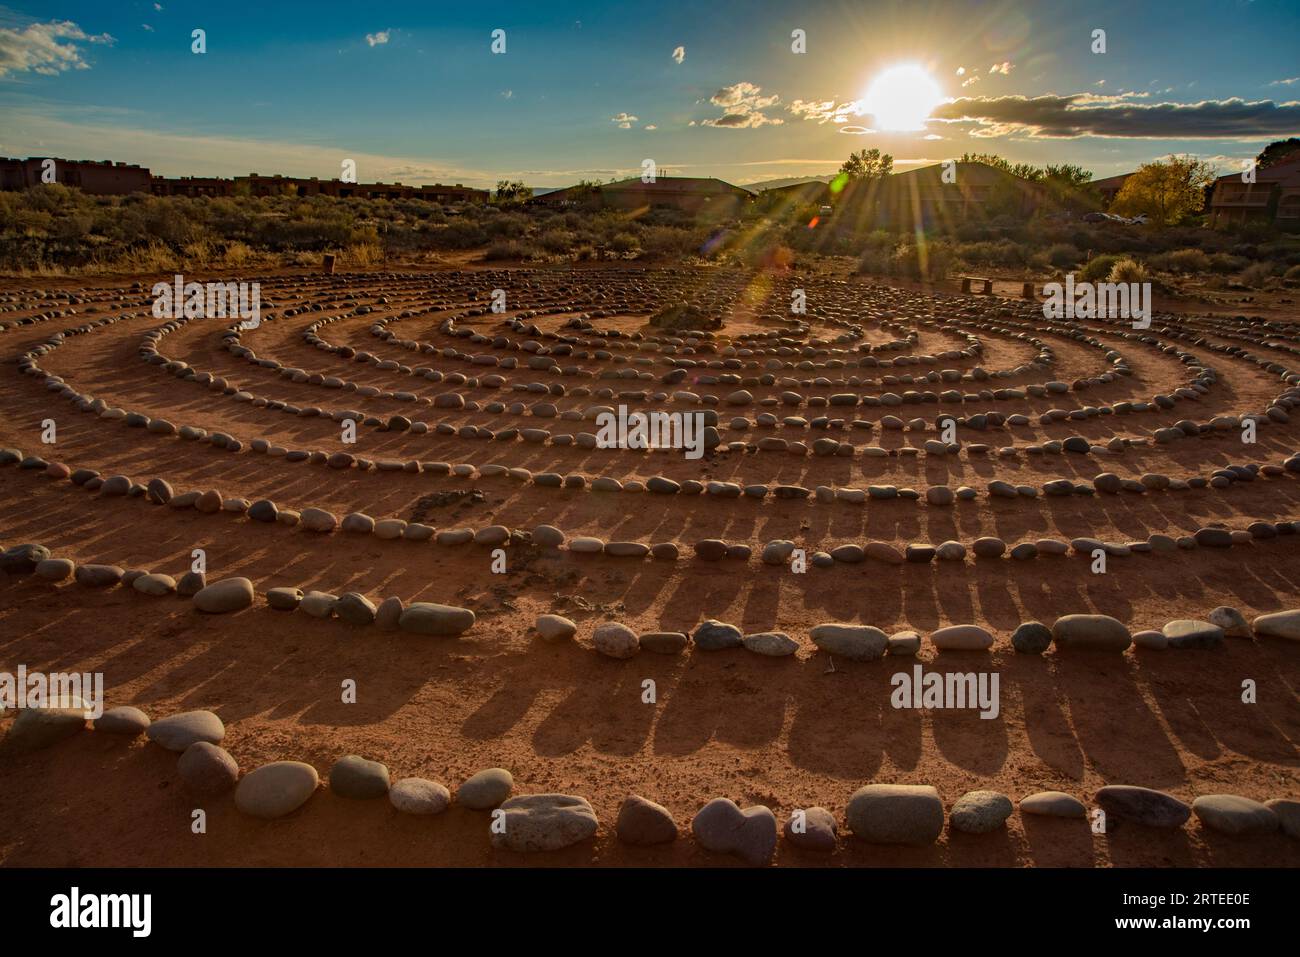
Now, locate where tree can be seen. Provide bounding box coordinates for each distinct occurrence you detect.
[839,148,893,181]
[1256,138,1300,169]
[494,180,533,203]
[1040,163,1098,209]
[1111,155,1216,226]
[959,152,1042,182]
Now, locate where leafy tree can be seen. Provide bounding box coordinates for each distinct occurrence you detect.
[1040,163,1098,209]
[1111,155,1216,226]
[1256,138,1300,169]
[839,148,893,181]
[960,152,1042,182]
[494,180,533,203]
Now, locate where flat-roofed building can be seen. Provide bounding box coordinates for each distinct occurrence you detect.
[1210,157,1300,229]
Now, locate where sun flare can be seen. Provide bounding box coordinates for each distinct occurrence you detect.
[861,63,944,131]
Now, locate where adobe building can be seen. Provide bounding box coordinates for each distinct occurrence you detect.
[1210,157,1300,229]
[234,173,487,202]
[151,175,235,197]
[0,157,151,194]
[531,176,754,214]
[757,180,832,211]
[1091,172,1133,208]
[1,156,488,204]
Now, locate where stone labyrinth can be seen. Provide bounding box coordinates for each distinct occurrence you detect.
[1,266,1298,865]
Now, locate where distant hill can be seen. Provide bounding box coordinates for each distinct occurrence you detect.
[741,174,836,192]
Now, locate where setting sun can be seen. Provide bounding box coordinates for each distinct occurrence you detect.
[861,63,945,131]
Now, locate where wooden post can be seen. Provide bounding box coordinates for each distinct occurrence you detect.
[1022,282,1035,299]
[323,253,336,275]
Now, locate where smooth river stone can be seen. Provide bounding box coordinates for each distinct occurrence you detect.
[458,768,514,809]
[397,602,475,636]
[1251,609,1300,641]
[592,622,640,659]
[235,761,319,818]
[930,624,994,651]
[691,798,778,865]
[809,623,888,661]
[178,742,239,793]
[1051,614,1132,652]
[1191,794,1278,835]
[490,794,600,852]
[94,705,151,736]
[329,755,391,798]
[146,710,225,752]
[1019,791,1087,818]
[949,790,1014,833]
[616,794,678,845]
[389,778,451,815]
[192,577,255,613]
[846,784,945,846]
[1095,785,1190,828]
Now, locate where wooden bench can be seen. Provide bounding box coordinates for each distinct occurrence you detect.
[960,275,993,294]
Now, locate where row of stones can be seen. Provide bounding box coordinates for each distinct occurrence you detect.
[1,548,477,633]
[9,456,1299,574]
[546,609,1300,659]
[205,307,1295,462]
[7,537,1297,655]
[25,315,1294,496]
[8,705,1296,860]
[25,290,1255,482]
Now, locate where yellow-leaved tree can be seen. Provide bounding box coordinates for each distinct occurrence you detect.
[1111,155,1216,226]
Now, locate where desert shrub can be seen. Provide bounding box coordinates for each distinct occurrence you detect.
[1080,253,1122,282]
[484,213,529,238]
[890,241,952,280]
[1152,248,1210,273]
[1208,252,1248,273]
[610,232,641,254]
[347,242,385,266]
[483,239,541,260]
[536,228,578,254]
[432,221,488,249]
[1238,262,1275,287]
[1107,258,1149,284]
[1046,243,1081,268]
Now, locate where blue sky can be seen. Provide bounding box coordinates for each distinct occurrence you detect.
[1,0,1297,188]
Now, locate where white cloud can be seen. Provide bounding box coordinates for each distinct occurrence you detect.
[962,75,980,88]
[142,24,154,32]
[154,3,163,10]
[1269,77,1300,86]
[671,45,685,64]
[988,61,1014,75]
[0,20,114,78]
[956,66,966,76]
[644,124,657,130]
[788,98,861,124]
[366,30,390,47]
[611,112,638,129]
[500,89,512,99]
[700,82,783,128]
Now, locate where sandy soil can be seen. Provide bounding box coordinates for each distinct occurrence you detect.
[1,264,1297,867]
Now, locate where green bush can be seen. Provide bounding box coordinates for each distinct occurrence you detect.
[1080,253,1122,282]
[1108,258,1149,284]
[1046,243,1081,268]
